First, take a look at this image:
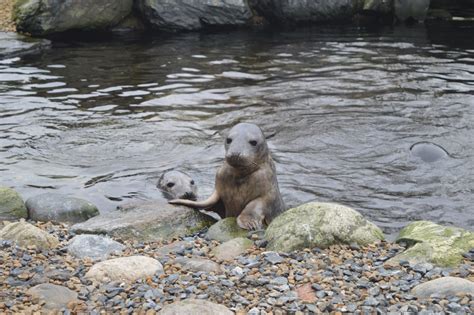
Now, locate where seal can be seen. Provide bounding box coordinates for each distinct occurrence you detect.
[169,123,286,230]
[158,170,197,201]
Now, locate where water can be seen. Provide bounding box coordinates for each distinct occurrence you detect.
[1,24,473,238]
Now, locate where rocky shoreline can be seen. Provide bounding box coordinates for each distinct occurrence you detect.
[1,187,473,314]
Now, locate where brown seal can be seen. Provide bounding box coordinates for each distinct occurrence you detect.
[169,123,286,230]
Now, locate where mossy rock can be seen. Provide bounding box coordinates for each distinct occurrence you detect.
[0,187,27,220]
[206,217,248,242]
[390,221,474,267]
[265,202,384,253]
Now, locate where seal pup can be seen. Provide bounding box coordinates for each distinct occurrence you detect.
[169,123,286,230]
[158,170,197,201]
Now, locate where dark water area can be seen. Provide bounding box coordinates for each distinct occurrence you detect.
[1,24,473,238]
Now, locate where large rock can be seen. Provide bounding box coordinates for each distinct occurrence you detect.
[211,237,253,261]
[0,220,59,250]
[137,0,253,31]
[14,0,133,36]
[206,217,247,243]
[411,277,474,298]
[27,284,78,311]
[158,299,233,315]
[0,33,50,58]
[26,193,99,224]
[0,186,27,220]
[249,0,356,24]
[67,234,125,261]
[71,201,213,242]
[265,202,384,252]
[85,255,163,283]
[389,221,474,267]
[394,0,431,22]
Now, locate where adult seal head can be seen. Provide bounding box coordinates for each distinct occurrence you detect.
[170,123,286,230]
[158,170,197,201]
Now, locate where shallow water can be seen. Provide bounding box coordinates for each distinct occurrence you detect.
[1,24,473,238]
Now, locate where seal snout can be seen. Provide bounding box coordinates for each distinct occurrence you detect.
[181,192,197,201]
[226,152,248,168]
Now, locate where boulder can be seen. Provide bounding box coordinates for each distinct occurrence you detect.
[27,284,78,311]
[0,33,50,58]
[71,201,214,242]
[137,0,253,31]
[158,299,233,315]
[0,220,59,250]
[174,257,223,274]
[265,202,384,253]
[0,186,27,220]
[411,277,474,298]
[206,217,247,242]
[211,237,253,261]
[389,221,474,267]
[394,0,431,22]
[67,234,125,261]
[14,0,133,36]
[85,255,163,283]
[26,193,99,224]
[249,0,355,24]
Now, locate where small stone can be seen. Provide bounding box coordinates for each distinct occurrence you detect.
[264,252,284,264]
[364,297,380,306]
[27,284,78,311]
[270,277,288,286]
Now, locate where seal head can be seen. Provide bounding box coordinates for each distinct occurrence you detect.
[158,170,197,201]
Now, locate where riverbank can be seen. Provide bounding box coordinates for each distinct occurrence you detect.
[0,0,15,32]
[1,220,473,314]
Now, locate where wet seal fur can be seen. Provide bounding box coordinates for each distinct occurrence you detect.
[157,170,197,201]
[170,123,286,230]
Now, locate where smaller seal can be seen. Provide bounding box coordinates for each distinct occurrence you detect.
[157,170,197,201]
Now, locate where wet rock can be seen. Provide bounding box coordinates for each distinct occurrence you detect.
[67,234,125,261]
[158,299,233,314]
[211,237,253,261]
[14,0,133,36]
[0,220,59,250]
[265,202,384,252]
[388,221,474,267]
[0,33,50,58]
[250,0,356,24]
[0,186,27,220]
[137,0,253,31]
[410,141,449,163]
[206,217,247,242]
[394,0,431,23]
[411,277,474,298]
[26,193,99,224]
[27,283,78,311]
[71,200,213,242]
[85,256,163,283]
[174,257,223,274]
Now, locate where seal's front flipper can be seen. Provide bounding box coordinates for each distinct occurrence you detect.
[169,190,220,209]
[237,199,265,230]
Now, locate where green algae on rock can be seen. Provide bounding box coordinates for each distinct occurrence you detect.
[206,217,248,242]
[0,186,27,220]
[265,202,384,252]
[390,220,474,267]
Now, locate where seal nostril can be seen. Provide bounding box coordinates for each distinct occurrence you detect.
[182,192,197,201]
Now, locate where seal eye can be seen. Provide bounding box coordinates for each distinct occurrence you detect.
[226,138,232,144]
[249,140,258,146]
[190,180,195,185]
[167,182,175,188]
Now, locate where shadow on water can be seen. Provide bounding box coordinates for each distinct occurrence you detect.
[1,23,473,238]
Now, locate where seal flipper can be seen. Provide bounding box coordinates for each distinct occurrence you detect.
[169,190,220,209]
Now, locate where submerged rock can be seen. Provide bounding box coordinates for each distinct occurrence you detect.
[410,141,449,163]
[0,220,59,250]
[14,0,133,36]
[158,299,233,315]
[137,0,253,31]
[265,202,384,252]
[0,33,50,58]
[26,193,99,224]
[85,255,163,283]
[211,237,253,261]
[27,284,78,311]
[394,0,431,22]
[206,217,247,242]
[0,186,27,220]
[389,221,474,267]
[250,0,355,24]
[71,200,214,242]
[67,234,125,261]
[411,277,474,298]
